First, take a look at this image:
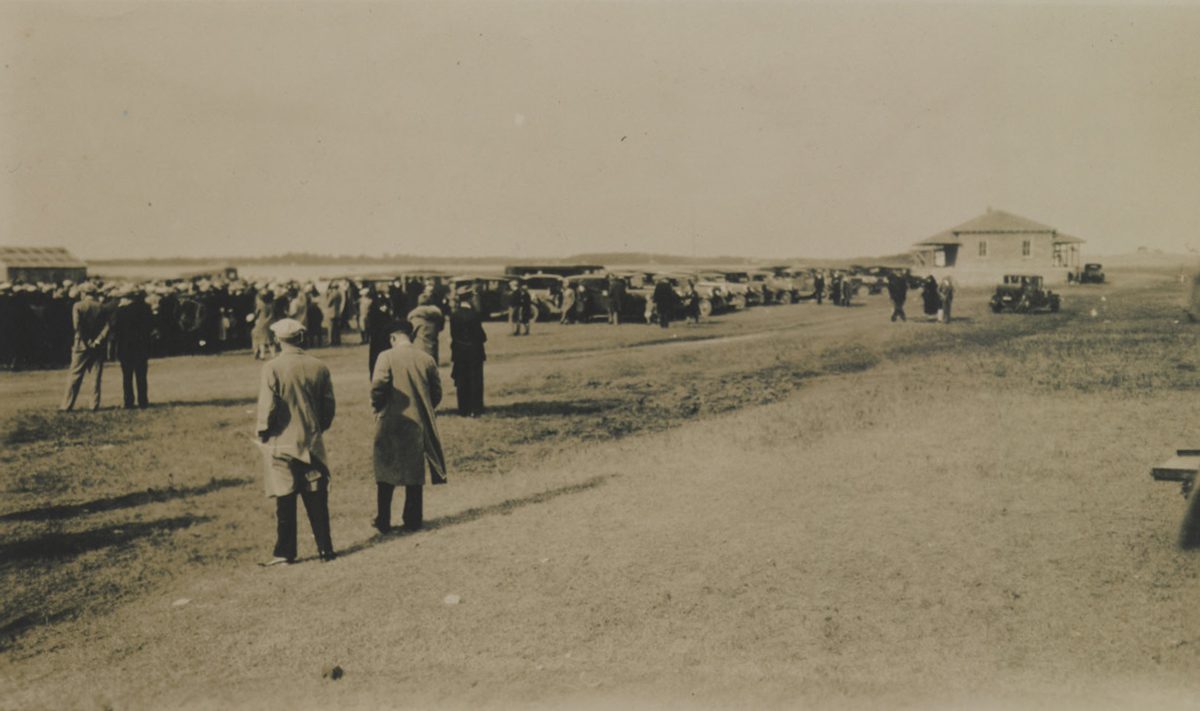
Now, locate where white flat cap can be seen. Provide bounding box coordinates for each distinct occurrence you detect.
[269,318,305,341]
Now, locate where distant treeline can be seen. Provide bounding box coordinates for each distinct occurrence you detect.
[88,251,915,268]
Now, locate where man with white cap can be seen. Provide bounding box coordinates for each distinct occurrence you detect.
[255,318,337,564]
[60,282,111,411]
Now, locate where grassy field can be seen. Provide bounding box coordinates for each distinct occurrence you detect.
[3,271,1200,709]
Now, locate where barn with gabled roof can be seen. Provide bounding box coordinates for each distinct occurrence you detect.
[0,246,88,284]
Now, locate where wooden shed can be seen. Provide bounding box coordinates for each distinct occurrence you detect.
[0,246,88,284]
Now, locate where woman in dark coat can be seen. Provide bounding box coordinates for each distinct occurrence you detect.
[921,275,941,317]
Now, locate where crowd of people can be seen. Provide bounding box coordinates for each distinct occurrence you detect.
[5,265,961,562]
[0,273,460,372]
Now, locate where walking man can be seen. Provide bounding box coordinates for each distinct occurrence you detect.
[255,318,337,565]
[813,271,825,305]
[370,320,446,533]
[112,286,154,409]
[60,283,110,411]
[887,271,908,322]
[449,295,487,416]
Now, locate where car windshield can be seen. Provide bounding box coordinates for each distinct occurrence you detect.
[524,277,559,289]
[724,273,749,283]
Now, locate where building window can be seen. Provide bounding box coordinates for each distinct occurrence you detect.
[1022,239,1031,257]
[978,240,988,257]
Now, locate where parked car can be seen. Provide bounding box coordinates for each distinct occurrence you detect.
[449,275,514,319]
[696,271,749,309]
[563,274,649,322]
[989,274,1061,313]
[1072,263,1106,284]
[520,273,566,321]
[653,272,727,318]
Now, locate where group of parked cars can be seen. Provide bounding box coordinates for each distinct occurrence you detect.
[351,264,836,323]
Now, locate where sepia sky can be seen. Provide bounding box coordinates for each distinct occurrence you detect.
[2,1,1199,260]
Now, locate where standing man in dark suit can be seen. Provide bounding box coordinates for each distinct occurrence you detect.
[112,286,154,409]
[60,283,111,411]
[449,294,487,416]
[607,273,626,325]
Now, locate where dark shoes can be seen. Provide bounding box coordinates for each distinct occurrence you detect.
[319,550,337,563]
[371,517,392,535]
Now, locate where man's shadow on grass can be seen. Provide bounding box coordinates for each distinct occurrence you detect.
[0,477,248,522]
[469,399,624,419]
[0,514,212,563]
[334,474,615,560]
[160,397,257,409]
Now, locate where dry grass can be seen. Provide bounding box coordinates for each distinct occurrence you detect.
[4,268,1200,709]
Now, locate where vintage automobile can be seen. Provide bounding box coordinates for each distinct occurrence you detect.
[989,274,1061,313]
[448,275,513,320]
[563,274,650,323]
[653,272,728,318]
[847,266,891,295]
[1072,263,1106,284]
[696,271,749,309]
[746,270,790,304]
[520,273,566,321]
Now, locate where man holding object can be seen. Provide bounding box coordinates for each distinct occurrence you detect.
[255,318,337,565]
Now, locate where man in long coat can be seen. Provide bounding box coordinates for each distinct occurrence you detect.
[112,287,154,408]
[370,320,446,533]
[652,278,676,329]
[449,294,487,416]
[255,319,337,564]
[407,292,445,363]
[60,283,111,411]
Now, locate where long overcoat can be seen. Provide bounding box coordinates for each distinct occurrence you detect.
[255,345,336,497]
[370,342,447,487]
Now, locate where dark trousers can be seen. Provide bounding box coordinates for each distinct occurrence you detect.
[375,482,423,530]
[657,307,671,329]
[61,346,104,411]
[274,475,333,560]
[454,363,485,415]
[890,300,907,322]
[120,355,149,408]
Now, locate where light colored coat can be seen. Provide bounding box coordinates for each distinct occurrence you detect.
[370,341,446,487]
[255,344,336,497]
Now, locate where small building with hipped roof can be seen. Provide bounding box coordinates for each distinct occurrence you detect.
[0,246,88,284]
[911,209,1084,283]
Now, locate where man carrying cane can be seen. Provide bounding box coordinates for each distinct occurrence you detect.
[255,318,337,565]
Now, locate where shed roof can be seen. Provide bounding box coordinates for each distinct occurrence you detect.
[914,209,1086,247]
[0,246,87,269]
